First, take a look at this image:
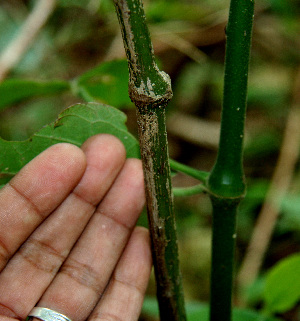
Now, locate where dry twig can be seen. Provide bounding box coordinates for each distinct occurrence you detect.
[0,0,56,81]
[237,68,300,296]
[167,112,220,149]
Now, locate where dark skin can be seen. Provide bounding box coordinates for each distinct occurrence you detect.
[0,134,152,321]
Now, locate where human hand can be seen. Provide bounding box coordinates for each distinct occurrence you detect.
[0,134,152,321]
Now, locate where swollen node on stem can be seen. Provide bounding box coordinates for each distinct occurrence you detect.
[113,0,187,320]
[207,0,254,200]
[208,165,246,199]
[207,1,254,321]
[113,0,172,108]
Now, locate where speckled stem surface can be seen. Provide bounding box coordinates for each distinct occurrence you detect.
[113,0,186,320]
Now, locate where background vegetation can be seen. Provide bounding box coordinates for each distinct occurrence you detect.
[0,0,299,320]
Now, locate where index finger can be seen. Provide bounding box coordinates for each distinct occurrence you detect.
[0,143,86,271]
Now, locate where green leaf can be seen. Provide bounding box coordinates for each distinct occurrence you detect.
[146,1,222,23]
[142,297,159,316]
[243,276,266,307]
[142,297,282,321]
[264,253,300,314]
[58,0,87,7]
[188,306,282,321]
[75,60,132,108]
[280,195,300,232]
[0,79,70,111]
[0,103,139,179]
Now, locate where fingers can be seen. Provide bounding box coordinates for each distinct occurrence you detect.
[74,134,126,205]
[0,143,86,271]
[34,158,146,321]
[89,227,152,321]
[0,135,127,320]
[0,134,151,321]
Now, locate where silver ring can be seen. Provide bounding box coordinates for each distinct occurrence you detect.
[27,307,72,321]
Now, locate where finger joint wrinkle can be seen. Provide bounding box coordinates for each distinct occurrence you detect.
[60,258,102,294]
[8,182,44,219]
[19,238,66,274]
[0,237,10,269]
[0,303,22,320]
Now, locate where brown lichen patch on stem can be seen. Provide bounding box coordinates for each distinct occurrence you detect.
[113,0,140,75]
[136,106,181,320]
[136,110,159,226]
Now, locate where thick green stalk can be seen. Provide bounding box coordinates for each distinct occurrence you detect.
[113,0,186,320]
[209,197,239,321]
[207,0,254,321]
[208,0,254,197]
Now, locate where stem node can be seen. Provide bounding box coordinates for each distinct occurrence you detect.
[129,70,172,109]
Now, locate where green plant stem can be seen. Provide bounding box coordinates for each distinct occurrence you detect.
[207,0,254,321]
[113,0,186,320]
[208,0,254,198]
[173,184,206,197]
[169,159,209,182]
[209,197,238,321]
[136,106,186,321]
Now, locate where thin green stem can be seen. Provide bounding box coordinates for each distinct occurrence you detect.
[169,159,209,182]
[113,0,186,320]
[209,197,238,321]
[173,184,207,197]
[207,0,255,321]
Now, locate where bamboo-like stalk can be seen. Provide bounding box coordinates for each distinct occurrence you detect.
[207,0,255,320]
[113,0,186,320]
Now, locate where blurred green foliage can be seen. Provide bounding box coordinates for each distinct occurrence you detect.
[263,253,300,315]
[142,297,283,321]
[0,79,69,111]
[0,0,299,320]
